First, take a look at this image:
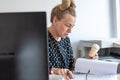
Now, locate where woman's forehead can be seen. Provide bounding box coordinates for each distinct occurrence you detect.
[62,14,76,23]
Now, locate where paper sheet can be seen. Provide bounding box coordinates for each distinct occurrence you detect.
[75,58,119,75]
[70,74,117,80]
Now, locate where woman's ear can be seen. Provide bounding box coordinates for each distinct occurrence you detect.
[52,16,58,25]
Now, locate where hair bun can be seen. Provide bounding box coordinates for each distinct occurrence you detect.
[60,0,71,10]
[71,0,76,8]
[60,0,76,10]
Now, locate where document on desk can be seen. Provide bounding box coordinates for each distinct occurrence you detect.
[74,58,119,75]
[70,74,117,80]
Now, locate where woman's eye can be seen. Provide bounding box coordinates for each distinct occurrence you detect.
[65,24,70,27]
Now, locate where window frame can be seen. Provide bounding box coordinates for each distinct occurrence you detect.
[114,0,120,38]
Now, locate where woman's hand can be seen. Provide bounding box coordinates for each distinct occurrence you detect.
[88,53,99,60]
[91,53,99,59]
[51,68,74,80]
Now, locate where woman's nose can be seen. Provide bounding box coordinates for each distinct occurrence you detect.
[67,28,72,33]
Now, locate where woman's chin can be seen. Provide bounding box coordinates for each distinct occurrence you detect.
[61,34,68,38]
[61,36,67,39]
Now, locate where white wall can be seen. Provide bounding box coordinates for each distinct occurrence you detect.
[0,0,115,58]
[70,0,114,58]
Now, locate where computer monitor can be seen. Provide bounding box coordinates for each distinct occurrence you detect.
[0,12,48,80]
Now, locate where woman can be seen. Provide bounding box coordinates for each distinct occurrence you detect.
[48,0,98,80]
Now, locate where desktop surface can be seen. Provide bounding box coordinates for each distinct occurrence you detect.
[71,73,120,80]
[49,74,120,80]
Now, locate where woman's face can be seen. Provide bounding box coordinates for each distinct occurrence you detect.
[54,14,76,38]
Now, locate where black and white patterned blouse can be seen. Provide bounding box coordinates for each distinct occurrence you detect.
[48,31,75,71]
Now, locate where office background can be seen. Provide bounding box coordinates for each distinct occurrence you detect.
[0,0,119,58]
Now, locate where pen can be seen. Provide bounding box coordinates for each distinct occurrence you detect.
[86,69,90,80]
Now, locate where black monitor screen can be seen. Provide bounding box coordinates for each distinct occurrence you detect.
[0,12,48,80]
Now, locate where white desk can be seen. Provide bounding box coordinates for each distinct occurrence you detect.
[70,73,120,80]
[49,74,120,80]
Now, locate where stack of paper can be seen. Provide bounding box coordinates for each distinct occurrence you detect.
[74,58,119,75]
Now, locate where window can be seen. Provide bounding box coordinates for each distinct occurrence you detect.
[114,0,120,38]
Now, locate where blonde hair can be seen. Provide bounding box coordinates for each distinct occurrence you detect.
[50,0,76,22]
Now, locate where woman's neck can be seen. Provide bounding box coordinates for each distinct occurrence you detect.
[48,25,61,41]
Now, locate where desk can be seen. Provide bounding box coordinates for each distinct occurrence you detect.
[70,73,120,80]
[49,74,120,80]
